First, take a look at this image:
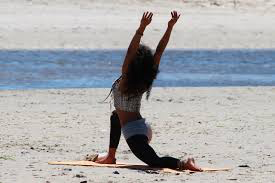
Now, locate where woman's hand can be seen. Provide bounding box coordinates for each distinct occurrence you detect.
[140,12,153,27]
[153,11,180,66]
[122,11,153,74]
[168,11,180,28]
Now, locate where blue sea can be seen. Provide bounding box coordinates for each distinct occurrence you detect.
[0,49,275,90]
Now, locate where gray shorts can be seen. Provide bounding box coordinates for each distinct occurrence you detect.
[121,118,151,140]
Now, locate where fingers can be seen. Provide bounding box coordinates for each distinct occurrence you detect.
[144,11,181,21]
[174,11,178,18]
[144,11,180,19]
[171,10,181,19]
[142,11,153,19]
[148,12,153,19]
[145,11,148,18]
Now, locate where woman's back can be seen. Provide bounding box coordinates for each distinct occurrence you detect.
[112,79,143,126]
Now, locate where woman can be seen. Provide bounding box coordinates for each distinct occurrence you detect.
[92,11,202,171]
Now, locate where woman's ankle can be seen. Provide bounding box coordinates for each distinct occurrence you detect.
[177,159,187,170]
[108,148,117,158]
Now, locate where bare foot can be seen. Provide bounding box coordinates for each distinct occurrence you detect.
[180,158,202,171]
[95,152,108,161]
[95,155,116,164]
[84,152,116,164]
[85,154,99,161]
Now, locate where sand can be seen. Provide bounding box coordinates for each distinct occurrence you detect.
[1,0,275,182]
[1,87,275,182]
[0,0,275,49]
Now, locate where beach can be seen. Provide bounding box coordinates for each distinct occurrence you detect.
[1,0,275,182]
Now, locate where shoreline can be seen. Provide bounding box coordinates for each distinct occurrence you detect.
[1,85,275,91]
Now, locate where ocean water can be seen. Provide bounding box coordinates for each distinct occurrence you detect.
[0,49,275,90]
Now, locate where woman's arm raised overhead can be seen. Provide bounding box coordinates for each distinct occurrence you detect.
[154,11,180,66]
[122,12,153,74]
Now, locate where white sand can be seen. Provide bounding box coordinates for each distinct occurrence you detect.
[0,0,275,49]
[1,0,275,182]
[1,87,275,182]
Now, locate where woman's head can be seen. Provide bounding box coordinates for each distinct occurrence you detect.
[122,44,159,99]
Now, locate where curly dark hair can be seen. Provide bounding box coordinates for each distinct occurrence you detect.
[121,44,159,100]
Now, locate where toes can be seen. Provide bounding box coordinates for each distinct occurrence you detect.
[85,154,98,161]
[191,157,195,164]
[187,157,195,164]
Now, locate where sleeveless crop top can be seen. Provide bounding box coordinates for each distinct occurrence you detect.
[112,78,143,112]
